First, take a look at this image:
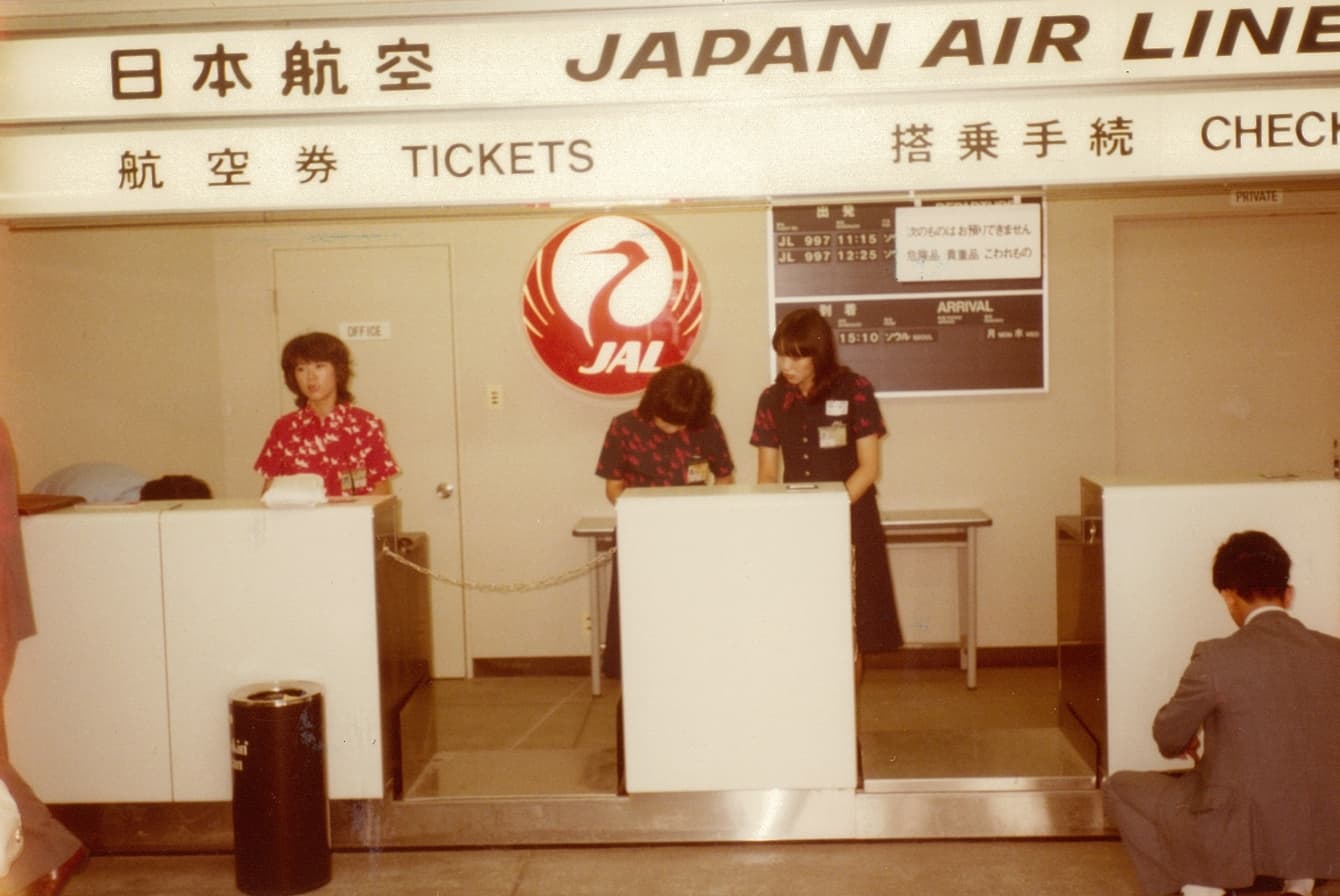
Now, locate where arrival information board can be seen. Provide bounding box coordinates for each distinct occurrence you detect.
[770,197,1047,396]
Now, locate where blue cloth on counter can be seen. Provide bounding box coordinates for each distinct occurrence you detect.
[32,463,147,503]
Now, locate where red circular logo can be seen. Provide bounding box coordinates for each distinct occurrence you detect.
[523,215,703,396]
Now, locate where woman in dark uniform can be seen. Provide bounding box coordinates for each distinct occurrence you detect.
[750,308,903,655]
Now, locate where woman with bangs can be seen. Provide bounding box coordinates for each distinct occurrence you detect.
[750,307,902,657]
[255,331,400,498]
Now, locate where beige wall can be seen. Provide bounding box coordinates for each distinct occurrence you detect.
[5,183,1340,660]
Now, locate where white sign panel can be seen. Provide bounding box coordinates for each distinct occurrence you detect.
[5,83,1340,218]
[6,2,1340,218]
[6,2,1340,125]
[895,202,1042,283]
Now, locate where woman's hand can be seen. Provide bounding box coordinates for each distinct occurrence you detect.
[757,446,780,484]
[845,434,880,504]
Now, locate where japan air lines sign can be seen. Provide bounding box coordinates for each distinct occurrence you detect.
[523,215,704,396]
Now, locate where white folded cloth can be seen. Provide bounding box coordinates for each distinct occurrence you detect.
[261,473,328,507]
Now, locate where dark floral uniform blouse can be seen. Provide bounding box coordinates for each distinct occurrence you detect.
[749,368,886,483]
[595,409,734,487]
[749,367,903,652]
[255,403,400,497]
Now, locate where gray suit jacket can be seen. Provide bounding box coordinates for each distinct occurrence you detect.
[1148,609,1340,883]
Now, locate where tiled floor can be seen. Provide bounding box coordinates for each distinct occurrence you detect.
[404,664,1090,799]
[59,841,1340,895]
[52,666,1339,894]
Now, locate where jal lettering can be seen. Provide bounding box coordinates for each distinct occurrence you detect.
[1024,120,1066,158]
[1123,7,1340,59]
[400,141,595,177]
[110,49,162,100]
[565,24,890,81]
[378,38,433,91]
[1090,116,1135,156]
[282,40,349,96]
[958,122,1000,160]
[297,146,338,183]
[193,44,252,97]
[578,341,665,375]
[118,150,164,190]
[208,148,251,186]
[1201,111,1340,150]
[890,123,934,164]
[922,16,1088,67]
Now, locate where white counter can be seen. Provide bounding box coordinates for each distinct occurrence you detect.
[617,483,857,793]
[1094,476,1340,773]
[10,497,398,802]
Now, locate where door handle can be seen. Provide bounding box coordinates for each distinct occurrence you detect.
[435,482,456,499]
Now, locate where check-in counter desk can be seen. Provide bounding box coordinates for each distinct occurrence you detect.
[9,496,429,803]
[1072,475,1340,777]
[617,483,857,793]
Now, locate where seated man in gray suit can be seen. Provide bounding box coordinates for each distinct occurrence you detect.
[1104,530,1340,896]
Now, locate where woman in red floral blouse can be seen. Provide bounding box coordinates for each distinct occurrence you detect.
[254,332,400,498]
[595,363,735,676]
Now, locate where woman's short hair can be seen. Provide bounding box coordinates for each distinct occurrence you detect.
[1212,530,1291,599]
[772,307,841,389]
[637,364,714,429]
[280,332,354,408]
[140,475,213,500]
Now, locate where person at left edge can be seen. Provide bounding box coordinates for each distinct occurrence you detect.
[595,363,735,677]
[1,418,89,896]
[254,331,399,498]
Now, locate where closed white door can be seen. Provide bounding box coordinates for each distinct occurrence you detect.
[274,244,466,677]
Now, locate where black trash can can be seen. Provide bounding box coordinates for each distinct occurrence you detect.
[230,681,332,896]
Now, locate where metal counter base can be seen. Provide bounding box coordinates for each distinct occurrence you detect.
[54,786,1111,853]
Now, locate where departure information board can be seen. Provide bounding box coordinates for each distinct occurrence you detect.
[770,197,1047,396]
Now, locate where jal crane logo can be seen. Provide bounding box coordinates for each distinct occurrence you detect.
[523,215,704,396]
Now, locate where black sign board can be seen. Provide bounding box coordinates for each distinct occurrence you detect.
[770,198,1047,395]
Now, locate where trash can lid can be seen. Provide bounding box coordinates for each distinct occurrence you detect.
[229,680,323,707]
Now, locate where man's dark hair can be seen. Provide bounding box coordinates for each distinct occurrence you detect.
[1212,530,1291,599]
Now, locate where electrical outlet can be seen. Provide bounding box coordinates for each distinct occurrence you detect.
[486,385,504,409]
[583,613,592,632]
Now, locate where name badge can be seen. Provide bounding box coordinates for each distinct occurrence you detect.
[340,468,369,493]
[818,423,848,449]
[685,458,710,485]
[825,400,848,416]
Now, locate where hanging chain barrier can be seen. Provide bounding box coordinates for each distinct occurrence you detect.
[379,542,616,593]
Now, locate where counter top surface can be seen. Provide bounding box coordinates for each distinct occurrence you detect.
[31,495,393,514]
[1082,473,1337,489]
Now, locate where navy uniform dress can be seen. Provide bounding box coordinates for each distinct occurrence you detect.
[750,369,903,653]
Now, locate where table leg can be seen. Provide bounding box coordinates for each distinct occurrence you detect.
[964,527,978,689]
[588,539,604,697]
